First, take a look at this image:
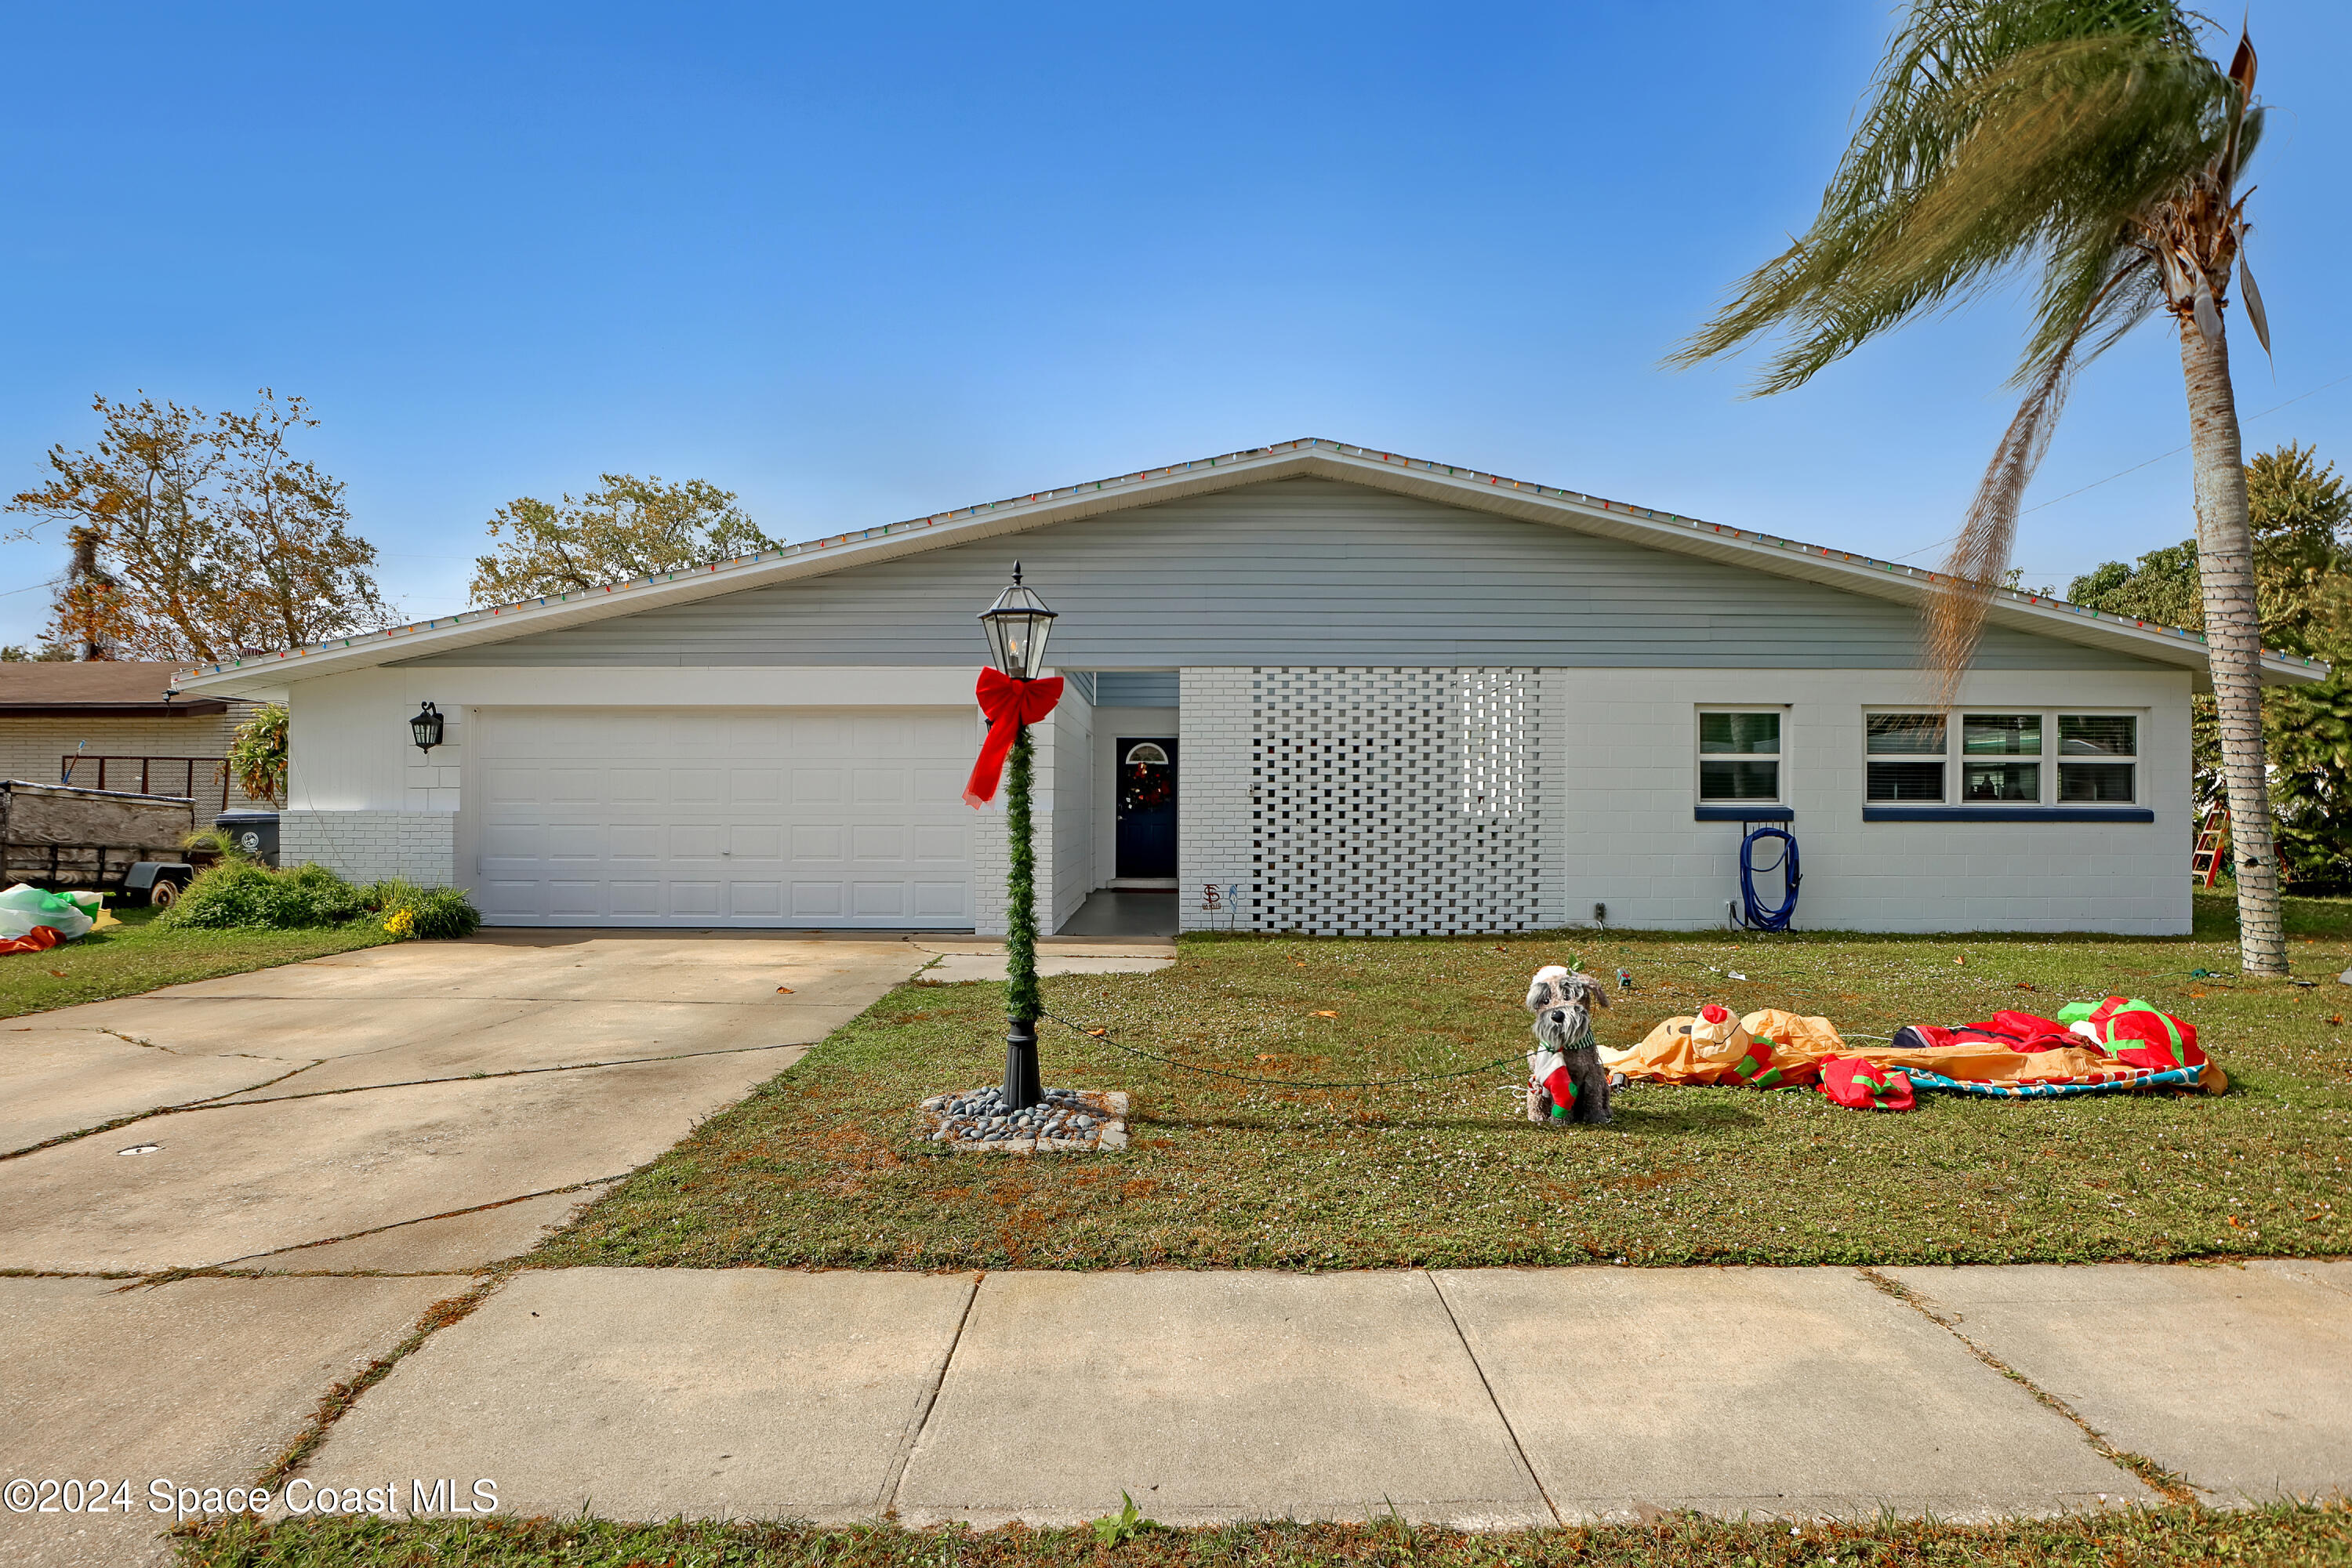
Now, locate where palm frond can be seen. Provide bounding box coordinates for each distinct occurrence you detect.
[1670,1,2230,394]
[1926,250,2161,689]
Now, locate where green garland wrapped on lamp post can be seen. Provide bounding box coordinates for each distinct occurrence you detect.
[975,564,1060,1111]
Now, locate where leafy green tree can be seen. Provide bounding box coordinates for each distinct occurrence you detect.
[2073,446,2352,884]
[1674,3,2291,971]
[2067,543,2201,630]
[468,474,778,604]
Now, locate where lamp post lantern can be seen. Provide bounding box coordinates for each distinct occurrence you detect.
[977,564,1058,1111]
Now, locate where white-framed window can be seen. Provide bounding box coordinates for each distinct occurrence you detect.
[2056,713,2140,802]
[1697,708,1784,804]
[1864,710,2139,805]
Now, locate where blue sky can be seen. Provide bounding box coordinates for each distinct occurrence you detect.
[3,1,2347,647]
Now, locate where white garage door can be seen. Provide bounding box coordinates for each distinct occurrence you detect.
[470,707,974,927]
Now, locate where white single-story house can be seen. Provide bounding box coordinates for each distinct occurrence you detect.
[169,439,2325,937]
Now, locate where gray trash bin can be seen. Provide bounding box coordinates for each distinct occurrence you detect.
[216,810,281,868]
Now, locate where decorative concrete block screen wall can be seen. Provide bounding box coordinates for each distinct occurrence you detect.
[1182,666,1563,935]
[281,811,456,886]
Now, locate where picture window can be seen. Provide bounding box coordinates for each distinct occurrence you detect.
[1863,710,2137,806]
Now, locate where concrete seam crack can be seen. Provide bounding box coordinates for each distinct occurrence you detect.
[255,1271,510,1489]
[118,1174,633,1283]
[0,1058,328,1163]
[878,1270,983,1519]
[201,1040,811,1109]
[1855,1267,2198,1504]
[1425,1269,1561,1526]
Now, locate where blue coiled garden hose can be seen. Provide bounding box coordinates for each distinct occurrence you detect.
[1738,823,1801,931]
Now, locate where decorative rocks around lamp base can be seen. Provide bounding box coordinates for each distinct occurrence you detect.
[920,1086,1130,1154]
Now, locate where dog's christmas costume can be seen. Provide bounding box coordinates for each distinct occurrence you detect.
[1527,1047,1580,1120]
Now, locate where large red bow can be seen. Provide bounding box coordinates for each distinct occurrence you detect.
[964,667,1065,807]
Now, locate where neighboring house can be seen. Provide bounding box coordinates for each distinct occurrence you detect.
[169,440,2327,936]
[0,661,268,813]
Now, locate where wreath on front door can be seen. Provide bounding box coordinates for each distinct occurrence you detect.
[1120,762,1172,812]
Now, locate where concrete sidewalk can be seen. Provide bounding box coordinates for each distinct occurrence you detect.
[294,1262,2347,1529]
[4,1262,2347,1563]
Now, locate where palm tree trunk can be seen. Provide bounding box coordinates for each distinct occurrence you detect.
[2177,314,2288,975]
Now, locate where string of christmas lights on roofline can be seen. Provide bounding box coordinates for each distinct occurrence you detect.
[186,437,2323,677]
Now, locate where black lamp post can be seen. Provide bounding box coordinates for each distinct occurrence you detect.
[409,702,445,754]
[977,563,1058,1111]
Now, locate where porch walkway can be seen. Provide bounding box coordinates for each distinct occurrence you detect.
[1057,887,1181,938]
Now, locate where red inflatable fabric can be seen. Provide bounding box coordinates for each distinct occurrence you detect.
[2066,996,2205,1072]
[0,925,64,957]
[1819,1054,1916,1112]
[1892,1010,2079,1054]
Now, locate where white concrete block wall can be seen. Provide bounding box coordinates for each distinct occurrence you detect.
[1177,667,1252,932]
[972,713,1058,938]
[281,811,456,886]
[1051,688,1094,927]
[1175,662,2188,938]
[1535,668,1572,930]
[1555,666,2194,935]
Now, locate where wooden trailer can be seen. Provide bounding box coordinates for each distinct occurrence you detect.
[0,780,200,905]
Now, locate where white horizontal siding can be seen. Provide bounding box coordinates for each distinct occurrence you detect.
[400,480,2150,673]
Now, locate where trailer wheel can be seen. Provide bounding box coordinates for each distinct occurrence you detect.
[147,877,183,910]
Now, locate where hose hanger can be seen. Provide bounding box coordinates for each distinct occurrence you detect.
[1737,821,1801,932]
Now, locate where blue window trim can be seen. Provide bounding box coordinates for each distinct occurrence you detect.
[1863,806,2152,823]
[1693,804,1794,822]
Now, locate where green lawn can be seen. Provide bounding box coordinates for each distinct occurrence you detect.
[171,1501,2352,1568]
[0,905,396,1020]
[535,891,2352,1272]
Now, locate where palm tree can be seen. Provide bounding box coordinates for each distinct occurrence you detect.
[1671,1,2287,975]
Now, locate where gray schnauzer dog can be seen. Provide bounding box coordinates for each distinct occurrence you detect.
[1524,965,1612,1125]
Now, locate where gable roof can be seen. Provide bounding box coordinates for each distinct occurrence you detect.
[0,660,235,717]
[171,437,2327,695]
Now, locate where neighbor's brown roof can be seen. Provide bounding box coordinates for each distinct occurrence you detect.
[0,661,232,716]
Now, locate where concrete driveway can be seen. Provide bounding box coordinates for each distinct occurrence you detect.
[0,931,933,1275]
[0,930,936,1566]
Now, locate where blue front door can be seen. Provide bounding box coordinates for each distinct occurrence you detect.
[1115,737,1178,878]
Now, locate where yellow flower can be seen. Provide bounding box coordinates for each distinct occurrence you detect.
[383,908,416,938]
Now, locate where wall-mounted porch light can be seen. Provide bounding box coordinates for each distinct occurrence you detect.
[409,702,445,754]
